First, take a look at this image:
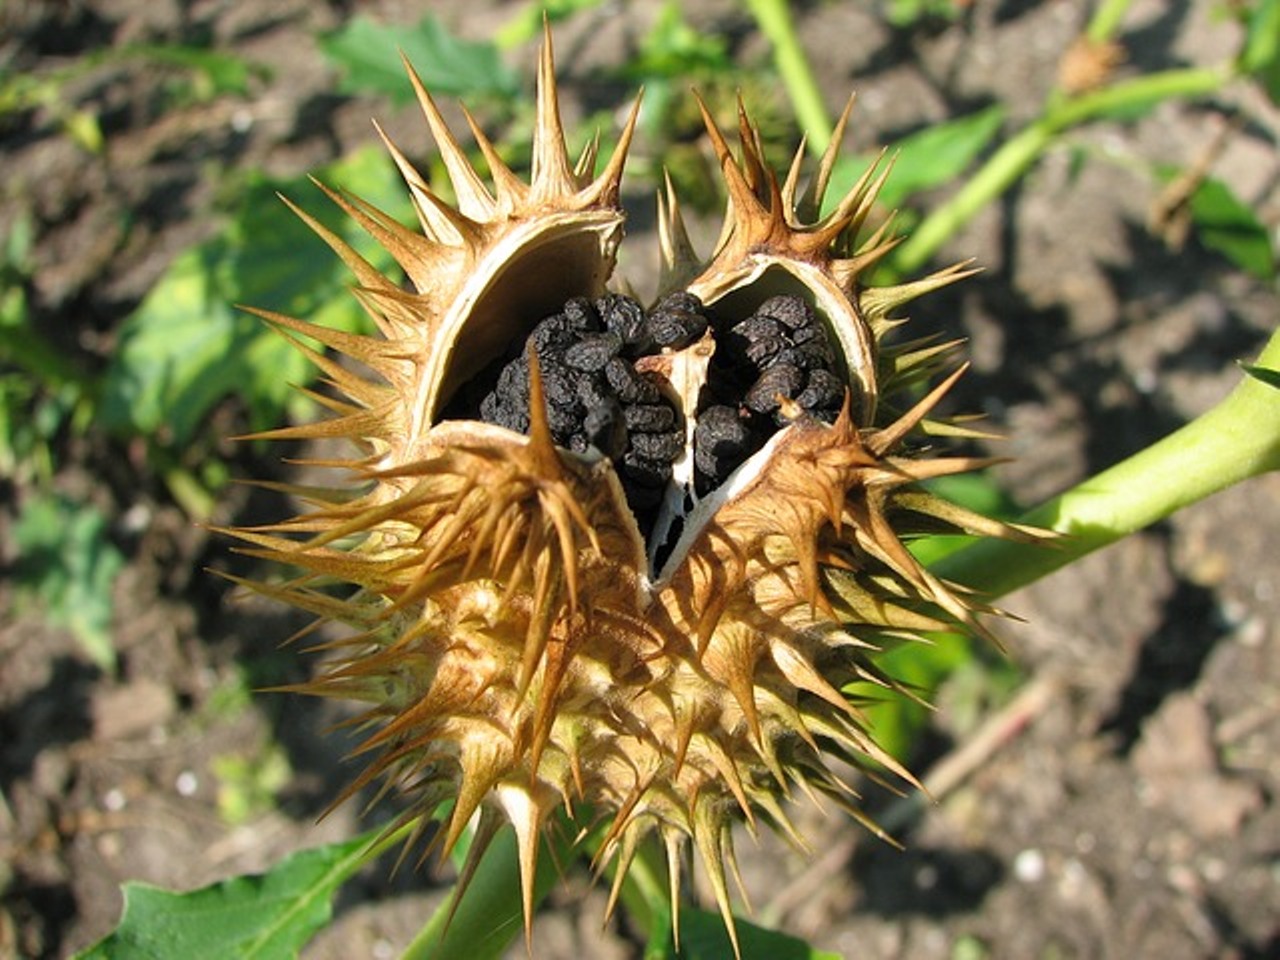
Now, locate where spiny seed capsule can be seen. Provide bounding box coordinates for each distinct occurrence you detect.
[230,31,1049,955]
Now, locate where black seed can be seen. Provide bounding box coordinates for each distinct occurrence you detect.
[757,294,813,330]
[597,293,648,348]
[630,430,685,462]
[537,362,580,412]
[562,297,601,332]
[774,342,834,371]
[790,322,829,347]
[526,317,575,356]
[746,335,790,369]
[729,315,785,343]
[656,291,703,315]
[694,405,756,481]
[645,291,709,348]
[564,332,623,372]
[620,448,673,500]
[624,403,676,433]
[479,393,527,433]
[796,368,845,411]
[605,357,660,404]
[545,403,580,442]
[576,375,611,410]
[744,363,805,413]
[501,357,532,389]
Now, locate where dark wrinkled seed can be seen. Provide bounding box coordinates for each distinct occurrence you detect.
[630,430,685,462]
[527,317,574,355]
[645,292,710,349]
[746,335,789,368]
[646,311,707,349]
[655,291,703,315]
[796,368,845,411]
[694,405,755,480]
[537,362,579,411]
[744,364,804,413]
[598,293,648,347]
[730,315,784,342]
[562,297,601,332]
[620,449,670,484]
[544,403,580,441]
[790,323,828,347]
[605,357,660,404]
[757,294,813,329]
[576,375,610,410]
[564,332,622,372]
[774,342,833,371]
[624,403,676,433]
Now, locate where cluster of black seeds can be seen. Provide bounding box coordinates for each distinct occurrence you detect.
[460,290,847,536]
[694,294,845,493]
[474,293,709,521]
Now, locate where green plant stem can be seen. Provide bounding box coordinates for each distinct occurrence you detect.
[893,65,1230,274]
[932,328,1280,599]
[1086,0,1135,43]
[742,0,832,155]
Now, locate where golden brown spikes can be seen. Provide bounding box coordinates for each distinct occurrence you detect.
[460,103,530,211]
[797,93,857,221]
[374,119,483,249]
[401,54,497,222]
[494,782,550,947]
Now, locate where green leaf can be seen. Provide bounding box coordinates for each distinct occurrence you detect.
[625,1,732,80]
[99,145,407,446]
[318,14,516,103]
[1243,0,1280,104]
[1182,173,1276,279]
[12,493,123,670]
[660,907,840,960]
[75,831,379,960]
[827,105,1006,214]
[849,632,977,761]
[120,44,264,98]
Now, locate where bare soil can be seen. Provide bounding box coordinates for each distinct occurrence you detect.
[2,1,1277,958]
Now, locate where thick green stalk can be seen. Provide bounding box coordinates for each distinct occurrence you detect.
[932,329,1280,599]
[742,0,832,154]
[894,65,1230,274]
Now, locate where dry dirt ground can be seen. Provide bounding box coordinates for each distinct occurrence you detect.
[2,1,1278,958]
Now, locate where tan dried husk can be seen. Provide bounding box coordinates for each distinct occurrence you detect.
[224,28,1045,954]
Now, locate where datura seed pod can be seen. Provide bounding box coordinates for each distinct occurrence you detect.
[226,28,1044,952]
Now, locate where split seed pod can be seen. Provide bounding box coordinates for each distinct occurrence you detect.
[227,30,1043,952]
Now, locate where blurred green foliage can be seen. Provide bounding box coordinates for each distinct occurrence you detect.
[11,493,124,670]
[0,43,263,152]
[318,13,516,103]
[1163,170,1276,280]
[99,146,409,447]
